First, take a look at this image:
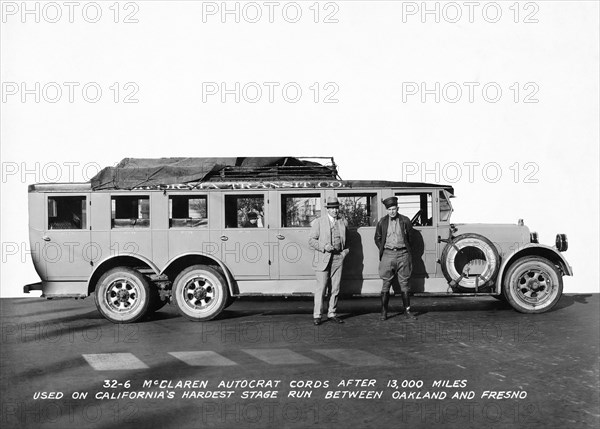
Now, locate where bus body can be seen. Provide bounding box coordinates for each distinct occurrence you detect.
[24,157,572,322]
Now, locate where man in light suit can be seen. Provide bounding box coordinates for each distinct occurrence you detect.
[308,196,349,326]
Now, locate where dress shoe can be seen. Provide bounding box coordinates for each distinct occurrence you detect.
[328,316,344,324]
[313,318,321,326]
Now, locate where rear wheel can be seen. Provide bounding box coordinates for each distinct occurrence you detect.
[95,268,150,323]
[172,265,228,321]
[503,257,563,313]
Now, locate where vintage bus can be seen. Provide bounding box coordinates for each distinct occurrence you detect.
[24,157,572,323]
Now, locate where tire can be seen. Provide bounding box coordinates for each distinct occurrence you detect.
[441,233,501,291]
[503,256,563,313]
[95,267,151,323]
[172,265,229,321]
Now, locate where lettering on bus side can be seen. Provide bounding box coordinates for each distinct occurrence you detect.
[132,181,346,191]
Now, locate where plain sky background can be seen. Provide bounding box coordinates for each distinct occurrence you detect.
[1,0,598,296]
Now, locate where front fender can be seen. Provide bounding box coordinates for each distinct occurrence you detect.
[496,244,573,293]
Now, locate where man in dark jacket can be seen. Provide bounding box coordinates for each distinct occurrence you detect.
[374,196,417,321]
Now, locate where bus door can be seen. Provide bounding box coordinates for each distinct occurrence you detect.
[394,191,438,285]
[335,192,381,284]
[44,193,92,280]
[219,192,270,278]
[270,191,323,279]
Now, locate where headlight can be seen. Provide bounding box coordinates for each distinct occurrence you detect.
[530,232,539,243]
[555,234,568,252]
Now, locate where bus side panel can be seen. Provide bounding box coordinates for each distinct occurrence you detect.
[28,192,47,279]
[90,193,111,267]
[151,192,169,268]
[341,226,381,294]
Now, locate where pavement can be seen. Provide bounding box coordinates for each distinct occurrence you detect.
[1,294,598,429]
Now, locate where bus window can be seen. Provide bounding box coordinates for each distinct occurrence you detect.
[48,196,86,230]
[395,193,433,226]
[439,190,453,222]
[281,194,321,228]
[169,195,208,228]
[338,193,377,227]
[225,195,265,228]
[112,196,150,228]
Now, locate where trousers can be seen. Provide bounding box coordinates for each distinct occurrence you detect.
[378,249,412,293]
[313,253,344,318]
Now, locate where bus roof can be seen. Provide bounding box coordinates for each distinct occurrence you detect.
[28,179,454,195]
[28,157,454,195]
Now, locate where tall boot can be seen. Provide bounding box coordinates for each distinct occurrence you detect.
[401,292,417,320]
[380,292,390,321]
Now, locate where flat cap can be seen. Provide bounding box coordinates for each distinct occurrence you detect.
[382,196,398,209]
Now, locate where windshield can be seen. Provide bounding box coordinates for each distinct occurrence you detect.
[439,190,453,222]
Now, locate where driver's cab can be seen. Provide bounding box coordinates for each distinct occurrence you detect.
[394,191,436,279]
[391,189,454,281]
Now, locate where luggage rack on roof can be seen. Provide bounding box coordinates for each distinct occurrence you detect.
[210,156,340,181]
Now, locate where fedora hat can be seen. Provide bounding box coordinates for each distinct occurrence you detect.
[325,196,340,208]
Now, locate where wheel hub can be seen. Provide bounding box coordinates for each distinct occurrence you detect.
[527,278,544,292]
[106,279,139,312]
[194,287,207,300]
[117,289,130,301]
[183,277,215,310]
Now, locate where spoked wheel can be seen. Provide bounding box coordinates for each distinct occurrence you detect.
[95,268,150,323]
[503,257,563,313]
[172,265,228,321]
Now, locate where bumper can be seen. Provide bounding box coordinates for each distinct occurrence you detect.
[23,281,87,297]
[23,282,43,293]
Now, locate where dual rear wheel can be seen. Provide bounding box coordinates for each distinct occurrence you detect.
[95,265,228,323]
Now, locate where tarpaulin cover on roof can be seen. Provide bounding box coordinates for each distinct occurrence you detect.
[90,157,328,190]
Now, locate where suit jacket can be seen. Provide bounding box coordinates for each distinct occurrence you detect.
[374,214,413,260]
[308,215,349,271]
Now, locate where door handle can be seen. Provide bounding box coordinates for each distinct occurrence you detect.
[42,236,51,242]
[276,235,285,240]
[220,235,229,241]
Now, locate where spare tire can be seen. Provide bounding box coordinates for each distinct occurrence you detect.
[441,233,500,291]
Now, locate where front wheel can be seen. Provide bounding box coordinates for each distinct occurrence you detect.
[95,268,151,323]
[503,257,563,313]
[172,265,228,321]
